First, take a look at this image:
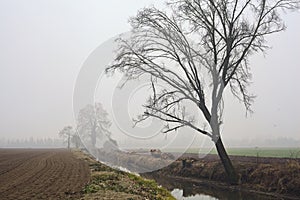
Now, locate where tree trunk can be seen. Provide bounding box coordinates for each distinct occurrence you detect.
[67,134,70,149]
[215,136,239,185]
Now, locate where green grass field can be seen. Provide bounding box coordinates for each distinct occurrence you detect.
[209,148,300,158]
[166,147,300,158]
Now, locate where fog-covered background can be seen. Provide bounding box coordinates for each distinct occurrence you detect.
[0,0,299,147]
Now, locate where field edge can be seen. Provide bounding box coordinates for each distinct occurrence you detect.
[72,149,175,200]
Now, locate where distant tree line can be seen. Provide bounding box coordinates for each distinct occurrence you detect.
[0,137,64,148]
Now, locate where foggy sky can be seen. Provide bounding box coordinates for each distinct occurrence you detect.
[0,0,299,146]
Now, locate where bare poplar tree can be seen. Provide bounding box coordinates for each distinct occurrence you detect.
[71,134,82,149]
[77,103,112,148]
[107,0,299,184]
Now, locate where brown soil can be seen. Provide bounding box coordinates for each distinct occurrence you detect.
[0,149,90,200]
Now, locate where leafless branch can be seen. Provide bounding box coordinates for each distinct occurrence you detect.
[107,0,299,137]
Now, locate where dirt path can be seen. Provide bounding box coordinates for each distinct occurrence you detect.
[0,149,90,200]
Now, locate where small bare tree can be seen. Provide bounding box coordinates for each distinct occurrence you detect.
[107,0,299,184]
[59,126,73,149]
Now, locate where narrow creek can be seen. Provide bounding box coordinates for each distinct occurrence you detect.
[143,174,287,200]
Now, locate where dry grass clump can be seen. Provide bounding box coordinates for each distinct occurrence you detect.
[248,160,300,195]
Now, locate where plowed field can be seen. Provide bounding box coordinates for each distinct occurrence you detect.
[0,149,90,200]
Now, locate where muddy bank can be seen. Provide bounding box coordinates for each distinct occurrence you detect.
[142,155,300,199]
[89,148,176,173]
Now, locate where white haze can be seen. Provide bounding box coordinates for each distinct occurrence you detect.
[0,0,299,147]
